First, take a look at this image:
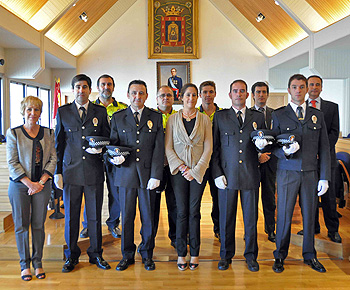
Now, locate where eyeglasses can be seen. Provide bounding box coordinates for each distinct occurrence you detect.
[157,93,173,99]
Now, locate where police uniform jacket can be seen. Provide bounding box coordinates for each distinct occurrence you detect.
[271,104,331,180]
[211,108,266,190]
[110,106,164,189]
[55,101,110,185]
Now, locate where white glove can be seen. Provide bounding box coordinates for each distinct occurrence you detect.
[147,178,160,190]
[54,174,63,190]
[85,148,102,154]
[283,142,300,155]
[215,175,227,190]
[317,180,329,196]
[110,155,125,165]
[255,138,268,150]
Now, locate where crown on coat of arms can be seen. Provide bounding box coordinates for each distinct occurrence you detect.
[161,6,184,16]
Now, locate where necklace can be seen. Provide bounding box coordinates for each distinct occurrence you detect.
[182,110,196,122]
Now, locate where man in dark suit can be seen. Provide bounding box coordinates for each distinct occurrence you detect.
[212,79,266,272]
[301,75,341,243]
[109,80,164,271]
[55,74,111,272]
[250,82,277,242]
[271,74,331,273]
[167,68,183,101]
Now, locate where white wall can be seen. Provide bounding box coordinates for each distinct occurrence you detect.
[77,0,267,109]
[0,47,5,74]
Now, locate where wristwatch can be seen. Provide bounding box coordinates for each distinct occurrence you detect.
[38,180,45,185]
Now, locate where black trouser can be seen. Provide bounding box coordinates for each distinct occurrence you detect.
[63,183,104,260]
[154,165,177,242]
[204,168,220,234]
[219,188,259,261]
[315,167,339,233]
[274,170,318,261]
[259,161,276,233]
[119,187,155,259]
[171,172,207,257]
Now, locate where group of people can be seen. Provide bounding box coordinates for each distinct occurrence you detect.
[6,72,341,281]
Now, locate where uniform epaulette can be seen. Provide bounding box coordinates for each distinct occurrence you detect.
[119,101,127,106]
[114,107,127,114]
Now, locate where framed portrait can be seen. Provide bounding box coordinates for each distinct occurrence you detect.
[157,61,191,104]
[148,0,198,59]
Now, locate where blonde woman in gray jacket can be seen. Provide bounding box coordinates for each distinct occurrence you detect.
[165,83,213,271]
[6,96,57,281]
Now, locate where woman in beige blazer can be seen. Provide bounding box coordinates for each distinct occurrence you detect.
[165,83,213,271]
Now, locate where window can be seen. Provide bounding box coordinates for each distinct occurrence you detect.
[10,81,51,128]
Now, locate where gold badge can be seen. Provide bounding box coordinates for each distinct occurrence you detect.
[312,115,317,124]
[147,120,153,130]
[252,122,257,130]
[93,117,98,127]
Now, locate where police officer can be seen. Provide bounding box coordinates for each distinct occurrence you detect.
[250,81,277,242]
[80,74,127,239]
[198,80,221,241]
[109,80,164,271]
[212,79,266,272]
[55,74,111,272]
[271,74,331,273]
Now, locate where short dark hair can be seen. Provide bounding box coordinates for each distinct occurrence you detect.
[171,68,177,72]
[180,83,198,97]
[199,81,216,93]
[97,74,115,87]
[307,75,323,85]
[157,85,172,96]
[251,81,269,95]
[127,80,147,94]
[229,79,248,92]
[288,74,307,88]
[71,74,92,89]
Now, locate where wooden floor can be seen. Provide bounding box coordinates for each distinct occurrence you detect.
[1,185,350,289]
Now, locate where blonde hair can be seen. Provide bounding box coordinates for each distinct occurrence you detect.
[20,96,43,116]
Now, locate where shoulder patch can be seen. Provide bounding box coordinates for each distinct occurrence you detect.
[149,107,162,114]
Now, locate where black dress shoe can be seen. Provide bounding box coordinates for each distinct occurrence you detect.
[142,258,155,271]
[272,258,284,273]
[80,227,88,239]
[108,226,121,238]
[89,256,111,270]
[267,232,276,243]
[328,232,342,243]
[246,259,259,272]
[304,258,326,272]
[297,229,320,235]
[116,258,135,271]
[62,257,79,273]
[218,259,231,270]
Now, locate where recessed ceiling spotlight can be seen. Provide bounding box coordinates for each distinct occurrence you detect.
[256,13,265,23]
[73,3,76,6]
[79,12,88,22]
[275,1,279,5]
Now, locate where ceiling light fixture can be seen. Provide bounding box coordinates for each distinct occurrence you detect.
[275,1,279,5]
[79,12,88,22]
[256,13,265,23]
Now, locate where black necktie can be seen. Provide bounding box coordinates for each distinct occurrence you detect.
[297,106,303,121]
[79,107,86,122]
[237,111,243,127]
[258,107,265,113]
[134,112,139,126]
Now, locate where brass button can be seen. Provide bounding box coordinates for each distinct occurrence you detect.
[82,156,86,160]
[239,140,243,143]
[136,158,140,162]
[82,126,85,129]
[136,140,140,144]
[137,131,140,135]
[82,146,86,150]
[239,160,242,163]
[239,150,242,153]
[82,136,85,139]
[240,130,243,133]
[136,149,140,152]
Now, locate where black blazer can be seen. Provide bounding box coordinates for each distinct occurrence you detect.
[110,106,164,189]
[211,107,266,190]
[55,101,110,186]
[272,104,331,180]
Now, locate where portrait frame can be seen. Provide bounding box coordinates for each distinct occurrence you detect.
[148,0,199,59]
[157,61,191,104]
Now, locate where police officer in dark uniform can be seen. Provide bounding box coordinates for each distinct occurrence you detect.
[271,74,331,273]
[212,79,266,272]
[109,80,164,271]
[55,74,111,272]
[250,81,277,242]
